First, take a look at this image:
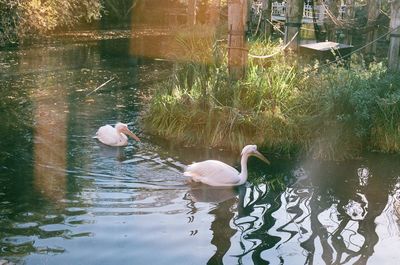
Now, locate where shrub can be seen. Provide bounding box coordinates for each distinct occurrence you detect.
[143,31,400,160]
[0,0,102,47]
[143,32,301,153]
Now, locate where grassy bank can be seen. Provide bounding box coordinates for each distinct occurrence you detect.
[294,62,400,159]
[143,30,400,160]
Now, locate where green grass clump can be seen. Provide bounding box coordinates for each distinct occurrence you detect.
[291,60,400,159]
[144,35,301,153]
[370,73,400,153]
[143,30,400,160]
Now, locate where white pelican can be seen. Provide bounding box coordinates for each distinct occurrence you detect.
[95,122,140,146]
[184,145,270,187]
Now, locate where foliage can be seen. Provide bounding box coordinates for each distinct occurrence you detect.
[0,1,19,46]
[370,73,400,152]
[0,0,102,47]
[292,59,397,159]
[102,0,135,20]
[143,28,400,160]
[143,31,301,153]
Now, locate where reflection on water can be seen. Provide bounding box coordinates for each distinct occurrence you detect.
[186,184,239,203]
[33,82,68,201]
[2,38,400,264]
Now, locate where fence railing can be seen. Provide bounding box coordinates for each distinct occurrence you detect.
[271,2,326,22]
[252,2,327,23]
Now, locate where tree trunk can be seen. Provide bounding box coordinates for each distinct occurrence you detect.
[388,0,400,72]
[365,0,381,55]
[324,0,339,41]
[228,0,248,80]
[344,0,355,45]
[285,0,304,51]
[209,0,220,26]
[246,0,252,33]
[188,0,197,25]
[262,0,273,39]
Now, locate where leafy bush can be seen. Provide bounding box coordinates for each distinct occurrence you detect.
[371,73,400,152]
[144,31,300,153]
[143,30,400,160]
[292,60,400,159]
[0,0,102,47]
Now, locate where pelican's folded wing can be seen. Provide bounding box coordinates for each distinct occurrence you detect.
[96,125,119,146]
[184,160,240,186]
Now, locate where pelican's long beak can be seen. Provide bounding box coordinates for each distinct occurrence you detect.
[253,151,270,165]
[124,128,141,142]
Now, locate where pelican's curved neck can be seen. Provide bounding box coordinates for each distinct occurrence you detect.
[238,154,250,185]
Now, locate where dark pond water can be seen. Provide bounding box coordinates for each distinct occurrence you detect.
[1,37,400,265]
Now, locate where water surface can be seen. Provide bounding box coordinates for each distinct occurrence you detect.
[1,38,400,265]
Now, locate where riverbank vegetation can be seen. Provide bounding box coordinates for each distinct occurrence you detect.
[2,0,399,161]
[143,26,400,160]
[0,0,102,47]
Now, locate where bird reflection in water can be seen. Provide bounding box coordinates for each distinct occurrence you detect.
[183,183,243,264]
[185,183,241,203]
[95,144,127,161]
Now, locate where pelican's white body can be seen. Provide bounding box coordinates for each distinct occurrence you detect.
[185,160,242,186]
[184,145,269,187]
[96,125,129,146]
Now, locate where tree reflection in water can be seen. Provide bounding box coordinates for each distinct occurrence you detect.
[188,157,400,265]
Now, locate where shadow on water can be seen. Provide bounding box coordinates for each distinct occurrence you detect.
[1,32,400,265]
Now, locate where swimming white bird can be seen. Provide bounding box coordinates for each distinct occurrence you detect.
[184,145,270,187]
[95,122,140,146]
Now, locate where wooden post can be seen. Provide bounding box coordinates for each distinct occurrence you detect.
[285,0,304,51]
[365,0,381,55]
[228,0,248,80]
[389,0,400,72]
[262,0,273,39]
[188,0,197,25]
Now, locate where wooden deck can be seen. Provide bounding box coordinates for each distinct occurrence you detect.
[299,41,353,63]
